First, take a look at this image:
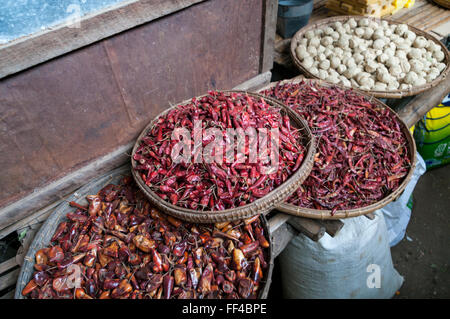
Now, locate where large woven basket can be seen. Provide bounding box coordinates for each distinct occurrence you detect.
[258,77,417,220]
[432,0,450,9]
[15,165,274,299]
[131,91,316,223]
[290,15,450,99]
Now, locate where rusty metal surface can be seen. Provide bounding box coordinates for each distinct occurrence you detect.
[0,0,263,210]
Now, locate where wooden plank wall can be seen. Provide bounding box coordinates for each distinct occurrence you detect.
[0,0,208,79]
[0,0,265,229]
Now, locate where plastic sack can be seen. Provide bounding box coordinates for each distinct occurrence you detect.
[279,211,403,299]
[379,153,426,247]
[413,94,450,169]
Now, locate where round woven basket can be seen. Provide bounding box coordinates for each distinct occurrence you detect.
[15,165,274,299]
[258,78,417,220]
[290,15,450,99]
[15,166,130,299]
[131,90,316,223]
[432,0,450,9]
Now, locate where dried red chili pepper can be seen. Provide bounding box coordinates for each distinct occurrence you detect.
[132,91,307,211]
[260,81,411,212]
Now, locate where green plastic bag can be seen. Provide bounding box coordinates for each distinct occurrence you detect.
[413,93,450,169]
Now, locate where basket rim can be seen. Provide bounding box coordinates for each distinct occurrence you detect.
[431,0,450,9]
[131,90,316,223]
[14,165,131,299]
[258,77,418,220]
[290,15,450,99]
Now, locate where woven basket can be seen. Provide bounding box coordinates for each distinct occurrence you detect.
[290,15,450,99]
[131,91,316,223]
[258,77,417,220]
[432,0,450,9]
[15,165,274,299]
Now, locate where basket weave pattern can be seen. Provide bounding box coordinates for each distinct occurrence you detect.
[290,15,450,99]
[432,0,450,9]
[131,91,316,223]
[258,78,417,220]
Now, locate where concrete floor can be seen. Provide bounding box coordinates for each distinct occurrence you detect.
[391,164,450,298]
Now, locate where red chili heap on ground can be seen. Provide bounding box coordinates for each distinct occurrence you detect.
[133,91,306,211]
[22,178,270,299]
[260,81,411,213]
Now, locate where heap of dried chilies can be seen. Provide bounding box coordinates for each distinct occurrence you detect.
[22,177,270,299]
[133,91,306,211]
[260,81,411,213]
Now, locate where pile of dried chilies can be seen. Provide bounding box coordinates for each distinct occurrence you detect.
[22,178,270,299]
[260,81,411,213]
[133,91,306,211]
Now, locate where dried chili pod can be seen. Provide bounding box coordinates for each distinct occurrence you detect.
[51,222,68,242]
[163,275,174,299]
[146,274,163,293]
[232,248,247,271]
[133,235,155,253]
[22,279,38,296]
[173,241,187,257]
[24,179,270,300]
[198,263,213,294]
[35,249,49,265]
[48,246,64,263]
[86,195,102,216]
[240,241,260,256]
[75,288,93,299]
[222,280,234,294]
[174,265,187,286]
[238,278,254,298]
[111,279,133,298]
[103,278,120,290]
[83,246,98,267]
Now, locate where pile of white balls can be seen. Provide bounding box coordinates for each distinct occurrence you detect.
[294,18,447,91]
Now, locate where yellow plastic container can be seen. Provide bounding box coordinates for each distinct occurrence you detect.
[326,0,415,17]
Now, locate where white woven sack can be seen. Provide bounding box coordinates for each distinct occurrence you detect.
[379,153,426,246]
[279,211,403,298]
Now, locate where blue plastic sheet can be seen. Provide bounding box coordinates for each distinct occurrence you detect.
[0,0,126,44]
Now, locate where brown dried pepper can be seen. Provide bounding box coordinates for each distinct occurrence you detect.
[24,179,269,299]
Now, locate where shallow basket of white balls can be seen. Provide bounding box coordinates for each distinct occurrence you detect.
[291,16,450,98]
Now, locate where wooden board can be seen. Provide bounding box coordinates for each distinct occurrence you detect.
[271,222,297,257]
[0,290,15,299]
[233,71,273,91]
[0,0,208,79]
[260,0,279,73]
[319,219,344,237]
[267,210,343,242]
[397,75,450,127]
[0,0,266,231]
[288,217,326,241]
[0,269,20,292]
[0,258,18,275]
